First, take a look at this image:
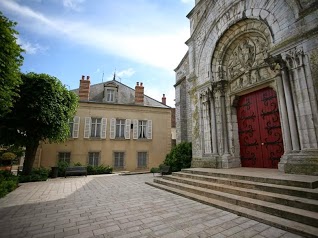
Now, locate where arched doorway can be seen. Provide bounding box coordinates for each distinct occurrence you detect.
[237,87,284,168]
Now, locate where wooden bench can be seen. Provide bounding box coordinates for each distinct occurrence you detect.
[153,165,170,176]
[65,166,87,178]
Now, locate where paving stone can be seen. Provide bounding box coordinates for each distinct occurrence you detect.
[0,174,304,238]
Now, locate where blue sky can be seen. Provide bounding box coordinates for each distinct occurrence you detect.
[0,0,194,107]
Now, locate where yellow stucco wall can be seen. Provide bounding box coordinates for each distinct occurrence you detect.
[38,102,172,172]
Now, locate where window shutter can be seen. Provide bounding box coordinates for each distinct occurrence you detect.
[147,120,152,139]
[125,119,131,139]
[84,117,91,138]
[72,116,80,138]
[133,119,138,139]
[110,118,116,139]
[101,118,107,139]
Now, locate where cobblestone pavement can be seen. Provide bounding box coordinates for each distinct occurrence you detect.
[0,174,303,238]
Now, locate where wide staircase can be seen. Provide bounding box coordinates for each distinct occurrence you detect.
[146,168,318,238]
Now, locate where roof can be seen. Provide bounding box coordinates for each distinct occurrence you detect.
[72,79,170,109]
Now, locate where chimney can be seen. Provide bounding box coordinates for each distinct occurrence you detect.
[135,82,144,104]
[79,75,90,101]
[162,94,166,105]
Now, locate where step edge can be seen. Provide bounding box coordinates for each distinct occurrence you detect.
[146,181,318,238]
[153,178,318,218]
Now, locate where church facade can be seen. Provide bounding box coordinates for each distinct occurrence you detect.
[175,0,318,175]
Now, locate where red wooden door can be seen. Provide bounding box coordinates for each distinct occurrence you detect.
[237,88,284,168]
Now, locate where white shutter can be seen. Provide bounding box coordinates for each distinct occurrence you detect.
[72,116,80,138]
[133,119,138,139]
[147,120,152,139]
[125,119,131,139]
[101,118,107,139]
[84,117,91,138]
[110,118,116,139]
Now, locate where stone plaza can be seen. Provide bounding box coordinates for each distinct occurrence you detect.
[0,174,303,238]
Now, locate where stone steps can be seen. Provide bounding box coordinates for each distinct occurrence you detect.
[163,175,318,212]
[181,169,318,189]
[146,181,318,238]
[146,169,318,238]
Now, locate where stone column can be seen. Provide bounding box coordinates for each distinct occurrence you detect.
[210,91,218,155]
[215,80,229,155]
[281,64,300,151]
[276,73,292,152]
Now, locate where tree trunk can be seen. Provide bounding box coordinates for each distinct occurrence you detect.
[22,141,39,175]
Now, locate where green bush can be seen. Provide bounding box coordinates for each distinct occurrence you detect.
[0,171,18,198]
[57,160,69,177]
[150,167,159,173]
[73,162,82,166]
[87,164,112,175]
[18,167,50,183]
[164,142,192,172]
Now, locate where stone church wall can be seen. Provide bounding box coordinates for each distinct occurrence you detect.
[175,0,318,174]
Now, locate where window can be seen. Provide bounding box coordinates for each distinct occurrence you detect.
[69,120,74,138]
[88,152,99,166]
[106,89,114,102]
[59,152,71,164]
[91,118,101,138]
[110,118,131,139]
[132,120,152,139]
[138,120,147,138]
[116,119,125,138]
[114,152,124,168]
[137,152,147,168]
[84,117,107,139]
[69,116,80,138]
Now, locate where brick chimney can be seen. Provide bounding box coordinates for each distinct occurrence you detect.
[162,94,166,105]
[79,75,90,101]
[135,82,144,104]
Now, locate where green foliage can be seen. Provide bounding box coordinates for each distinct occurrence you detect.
[87,165,113,175]
[150,167,159,173]
[73,162,82,166]
[0,170,18,198]
[1,152,16,160]
[0,72,78,175]
[18,167,50,183]
[0,12,24,117]
[164,142,192,172]
[57,160,69,177]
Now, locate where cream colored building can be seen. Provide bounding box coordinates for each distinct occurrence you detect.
[36,76,172,172]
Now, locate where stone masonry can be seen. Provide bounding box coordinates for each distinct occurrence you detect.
[175,0,318,175]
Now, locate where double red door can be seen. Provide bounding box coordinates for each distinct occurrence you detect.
[237,88,284,168]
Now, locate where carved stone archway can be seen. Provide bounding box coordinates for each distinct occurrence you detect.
[206,19,283,169]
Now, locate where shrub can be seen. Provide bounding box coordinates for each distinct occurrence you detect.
[164,142,192,172]
[1,152,16,160]
[150,167,159,173]
[87,164,112,175]
[57,160,69,177]
[73,162,82,166]
[18,167,50,183]
[0,171,18,198]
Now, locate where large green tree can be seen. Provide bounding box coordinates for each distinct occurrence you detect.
[0,11,24,117]
[1,73,78,175]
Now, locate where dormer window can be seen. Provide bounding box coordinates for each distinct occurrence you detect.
[106,89,115,102]
[103,81,118,103]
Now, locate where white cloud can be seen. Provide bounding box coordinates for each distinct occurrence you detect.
[180,0,195,5]
[116,68,136,78]
[0,0,189,71]
[63,0,86,11]
[17,37,48,55]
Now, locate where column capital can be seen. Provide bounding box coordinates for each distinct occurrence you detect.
[212,80,228,96]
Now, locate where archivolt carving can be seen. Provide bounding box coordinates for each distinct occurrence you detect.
[211,20,275,94]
